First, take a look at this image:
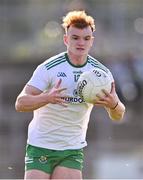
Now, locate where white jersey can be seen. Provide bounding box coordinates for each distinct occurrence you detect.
[27,52,113,150]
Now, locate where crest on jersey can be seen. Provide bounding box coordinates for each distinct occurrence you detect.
[73,89,78,97]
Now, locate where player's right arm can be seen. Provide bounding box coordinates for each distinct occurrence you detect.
[15,79,67,112]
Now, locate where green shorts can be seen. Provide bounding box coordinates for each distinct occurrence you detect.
[25,144,84,174]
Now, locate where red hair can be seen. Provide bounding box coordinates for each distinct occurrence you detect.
[62,11,96,33]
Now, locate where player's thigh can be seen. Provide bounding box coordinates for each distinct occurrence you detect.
[51,166,82,179]
[24,169,50,179]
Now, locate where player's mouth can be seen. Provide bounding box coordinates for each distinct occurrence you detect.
[76,47,85,51]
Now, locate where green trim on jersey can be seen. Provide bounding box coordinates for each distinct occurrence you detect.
[87,56,108,73]
[45,54,67,70]
[65,53,88,68]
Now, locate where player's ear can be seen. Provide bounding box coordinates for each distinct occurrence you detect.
[63,34,68,46]
[90,36,94,47]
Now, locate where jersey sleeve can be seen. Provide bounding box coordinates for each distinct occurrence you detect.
[97,59,114,83]
[27,64,49,91]
[107,68,114,82]
[98,60,114,82]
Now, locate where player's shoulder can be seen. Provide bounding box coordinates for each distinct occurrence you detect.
[42,52,67,70]
[33,52,67,74]
[87,55,109,73]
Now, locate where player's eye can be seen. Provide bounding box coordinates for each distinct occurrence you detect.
[84,36,91,41]
[72,36,79,40]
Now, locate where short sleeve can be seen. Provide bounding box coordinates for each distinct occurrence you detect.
[107,69,114,82]
[27,64,49,91]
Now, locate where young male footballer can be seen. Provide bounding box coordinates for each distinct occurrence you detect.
[15,10,125,179]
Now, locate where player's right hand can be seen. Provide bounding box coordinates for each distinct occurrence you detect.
[44,79,68,107]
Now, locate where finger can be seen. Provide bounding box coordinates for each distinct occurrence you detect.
[55,79,62,89]
[58,102,68,107]
[56,88,67,93]
[110,82,115,93]
[93,101,107,106]
[93,103,104,107]
[94,100,106,106]
[102,89,110,97]
[96,93,102,99]
[94,100,107,105]
[96,94,105,101]
[56,98,68,107]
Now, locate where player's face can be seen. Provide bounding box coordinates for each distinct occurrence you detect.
[64,26,94,56]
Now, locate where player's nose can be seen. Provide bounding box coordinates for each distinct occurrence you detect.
[77,38,85,45]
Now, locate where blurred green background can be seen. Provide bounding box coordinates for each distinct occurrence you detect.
[0,0,143,178]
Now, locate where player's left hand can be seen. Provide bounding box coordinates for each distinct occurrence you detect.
[93,82,119,109]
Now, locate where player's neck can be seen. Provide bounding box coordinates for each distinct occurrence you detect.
[67,51,87,66]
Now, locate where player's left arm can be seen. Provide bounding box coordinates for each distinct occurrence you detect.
[94,82,126,121]
[105,100,125,121]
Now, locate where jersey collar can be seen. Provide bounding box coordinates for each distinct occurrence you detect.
[65,52,88,68]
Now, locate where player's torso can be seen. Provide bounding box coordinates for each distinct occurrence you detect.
[28,52,109,149]
[44,52,106,104]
